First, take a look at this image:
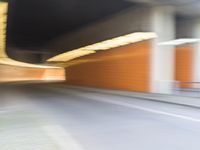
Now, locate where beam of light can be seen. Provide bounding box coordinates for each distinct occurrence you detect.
[47,32,157,62]
[158,39,200,46]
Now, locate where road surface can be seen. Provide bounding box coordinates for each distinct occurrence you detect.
[1,84,200,150]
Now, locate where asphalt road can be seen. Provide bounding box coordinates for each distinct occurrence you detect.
[1,84,200,150]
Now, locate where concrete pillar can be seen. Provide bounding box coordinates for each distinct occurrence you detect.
[177,17,200,85]
[149,6,176,94]
[191,19,200,83]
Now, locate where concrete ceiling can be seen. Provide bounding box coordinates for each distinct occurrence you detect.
[7,0,200,50]
[7,0,133,50]
[126,0,200,16]
[6,0,200,63]
[126,0,196,5]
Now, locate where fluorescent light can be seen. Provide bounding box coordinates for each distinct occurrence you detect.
[0,58,62,69]
[158,39,200,46]
[0,2,7,14]
[48,49,96,62]
[0,2,7,58]
[48,32,157,62]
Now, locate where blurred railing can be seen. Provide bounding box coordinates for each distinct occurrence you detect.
[173,81,200,97]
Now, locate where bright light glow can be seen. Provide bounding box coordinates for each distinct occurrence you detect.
[0,2,7,14]
[48,49,96,62]
[48,32,157,62]
[0,2,7,58]
[158,39,200,46]
[0,58,62,69]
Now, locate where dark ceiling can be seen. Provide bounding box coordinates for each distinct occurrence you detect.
[6,0,200,63]
[7,0,133,51]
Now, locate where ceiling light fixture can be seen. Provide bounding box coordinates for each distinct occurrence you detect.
[0,58,62,69]
[48,32,157,62]
[0,2,7,58]
[158,38,200,46]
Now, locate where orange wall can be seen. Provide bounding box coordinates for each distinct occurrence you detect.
[65,41,152,92]
[0,64,65,82]
[175,45,194,88]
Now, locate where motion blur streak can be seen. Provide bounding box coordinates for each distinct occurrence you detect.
[2,0,200,149]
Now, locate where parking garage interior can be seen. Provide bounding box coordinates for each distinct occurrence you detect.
[1,0,200,150]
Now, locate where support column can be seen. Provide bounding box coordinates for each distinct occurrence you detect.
[150,6,176,94]
[189,19,200,86]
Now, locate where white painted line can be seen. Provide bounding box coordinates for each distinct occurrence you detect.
[80,94,200,123]
[43,125,85,150]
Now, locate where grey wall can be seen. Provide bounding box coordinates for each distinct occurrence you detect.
[176,17,196,38]
[7,48,42,63]
[46,6,153,53]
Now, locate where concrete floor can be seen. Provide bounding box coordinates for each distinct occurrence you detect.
[1,84,200,150]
